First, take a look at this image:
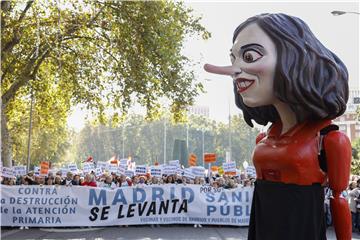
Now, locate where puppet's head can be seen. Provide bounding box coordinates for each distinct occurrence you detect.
[205,13,348,127]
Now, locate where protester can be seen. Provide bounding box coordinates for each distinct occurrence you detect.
[349,181,360,232]
[61,172,76,186]
[81,173,97,187]
[100,174,117,189]
[46,177,54,185]
[54,176,62,185]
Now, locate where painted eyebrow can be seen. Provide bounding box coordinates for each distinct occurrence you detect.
[230,44,265,58]
[240,43,265,56]
[240,43,264,50]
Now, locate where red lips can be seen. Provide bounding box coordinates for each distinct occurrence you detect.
[235,78,255,93]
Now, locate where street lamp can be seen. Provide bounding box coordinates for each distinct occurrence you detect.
[331,10,360,16]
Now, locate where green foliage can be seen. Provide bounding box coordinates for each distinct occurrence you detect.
[351,137,360,175]
[74,114,259,169]
[1,0,210,166]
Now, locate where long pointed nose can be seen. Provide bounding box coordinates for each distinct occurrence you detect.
[203,64,235,76]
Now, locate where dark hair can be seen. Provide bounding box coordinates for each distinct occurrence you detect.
[233,13,349,127]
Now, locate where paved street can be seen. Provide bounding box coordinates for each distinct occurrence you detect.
[1,225,360,240]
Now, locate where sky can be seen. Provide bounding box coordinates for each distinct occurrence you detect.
[67,0,360,131]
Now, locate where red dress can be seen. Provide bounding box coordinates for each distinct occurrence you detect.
[248,120,350,240]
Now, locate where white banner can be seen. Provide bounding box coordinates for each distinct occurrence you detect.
[0,185,253,227]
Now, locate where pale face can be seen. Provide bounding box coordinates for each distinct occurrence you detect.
[230,23,278,107]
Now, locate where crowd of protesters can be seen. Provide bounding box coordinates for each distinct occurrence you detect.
[348,175,360,233]
[0,170,255,189]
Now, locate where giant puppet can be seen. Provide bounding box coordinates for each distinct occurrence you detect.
[204,13,351,240]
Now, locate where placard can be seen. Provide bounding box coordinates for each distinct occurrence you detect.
[13,166,27,176]
[96,161,107,172]
[83,162,95,174]
[67,164,78,173]
[150,166,162,177]
[183,168,195,179]
[163,165,177,175]
[223,161,236,173]
[1,167,15,178]
[135,165,147,175]
[40,161,49,176]
[125,170,134,178]
[204,153,216,163]
[191,166,205,177]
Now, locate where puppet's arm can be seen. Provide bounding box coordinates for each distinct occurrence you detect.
[323,131,351,240]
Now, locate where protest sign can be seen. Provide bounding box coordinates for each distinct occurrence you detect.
[183,168,195,179]
[96,161,107,172]
[135,165,147,175]
[245,166,256,178]
[150,166,162,177]
[169,160,180,167]
[13,166,27,176]
[60,168,68,177]
[108,164,118,174]
[125,170,134,178]
[67,164,78,174]
[188,154,197,167]
[1,167,15,178]
[119,158,130,166]
[40,162,49,176]
[210,166,219,172]
[191,166,205,177]
[163,165,177,175]
[95,168,103,177]
[83,162,95,174]
[118,165,126,176]
[204,153,216,163]
[223,161,236,173]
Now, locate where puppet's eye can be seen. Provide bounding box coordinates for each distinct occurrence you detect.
[243,50,262,63]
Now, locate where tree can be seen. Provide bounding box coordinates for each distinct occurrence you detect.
[1,0,210,166]
[73,113,259,170]
[351,137,360,175]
